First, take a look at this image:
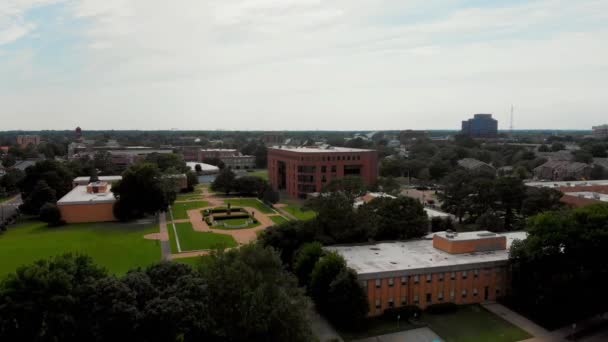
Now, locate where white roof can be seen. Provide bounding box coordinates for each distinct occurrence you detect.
[564,191,608,202]
[57,185,116,205]
[269,146,375,153]
[186,162,219,172]
[73,176,122,184]
[326,231,527,278]
[424,208,452,218]
[525,180,608,188]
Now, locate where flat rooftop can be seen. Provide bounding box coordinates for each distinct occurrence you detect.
[525,180,608,188]
[326,231,527,278]
[73,176,122,183]
[425,208,452,218]
[57,185,116,205]
[564,191,608,202]
[269,146,375,153]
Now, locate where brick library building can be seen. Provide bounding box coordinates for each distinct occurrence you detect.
[328,230,527,316]
[267,146,378,199]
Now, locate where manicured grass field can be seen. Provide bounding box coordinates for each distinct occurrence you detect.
[269,215,289,224]
[248,169,268,180]
[171,201,209,220]
[338,317,417,341]
[172,255,210,268]
[176,192,202,201]
[168,222,237,253]
[212,218,261,230]
[0,220,161,278]
[224,198,274,214]
[423,305,531,342]
[283,204,317,221]
[340,305,531,342]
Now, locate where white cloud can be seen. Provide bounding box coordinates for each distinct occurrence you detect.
[1,0,608,130]
[0,0,64,45]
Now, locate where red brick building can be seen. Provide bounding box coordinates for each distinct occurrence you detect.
[328,231,527,316]
[267,146,378,199]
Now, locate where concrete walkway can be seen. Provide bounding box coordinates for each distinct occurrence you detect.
[309,306,343,342]
[158,212,172,261]
[274,203,298,221]
[482,302,550,339]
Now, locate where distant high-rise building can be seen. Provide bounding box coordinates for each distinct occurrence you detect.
[592,124,608,139]
[461,114,498,138]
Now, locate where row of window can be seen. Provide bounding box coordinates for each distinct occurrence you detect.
[299,155,362,162]
[373,288,501,309]
[365,269,503,289]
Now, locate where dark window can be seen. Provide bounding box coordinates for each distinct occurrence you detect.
[321,166,327,173]
[331,165,337,173]
[426,293,432,304]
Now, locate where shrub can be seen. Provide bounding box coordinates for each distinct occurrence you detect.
[39,202,64,227]
[383,305,422,320]
[425,302,458,314]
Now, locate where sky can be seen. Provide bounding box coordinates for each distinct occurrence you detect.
[1,0,607,131]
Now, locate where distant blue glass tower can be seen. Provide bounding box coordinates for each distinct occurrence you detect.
[461,114,498,138]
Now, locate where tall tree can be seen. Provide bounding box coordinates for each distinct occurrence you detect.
[112,163,175,221]
[211,168,236,195]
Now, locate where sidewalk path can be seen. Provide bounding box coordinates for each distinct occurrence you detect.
[158,212,172,261]
[482,302,550,339]
[274,203,298,221]
[187,206,274,245]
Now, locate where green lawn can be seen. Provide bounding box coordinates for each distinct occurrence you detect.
[248,169,269,180]
[283,204,317,221]
[339,305,531,342]
[339,317,418,341]
[269,215,289,224]
[176,193,202,201]
[173,255,211,268]
[0,220,161,278]
[212,218,261,230]
[224,198,274,214]
[171,201,209,220]
[168,222,237,253]
[423,305,531,342]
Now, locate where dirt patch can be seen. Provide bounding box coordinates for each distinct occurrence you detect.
[144,232,169,241]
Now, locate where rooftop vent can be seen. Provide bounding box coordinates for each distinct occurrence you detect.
[477,232,497,237]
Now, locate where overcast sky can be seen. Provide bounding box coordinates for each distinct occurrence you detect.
[1,0,607,131]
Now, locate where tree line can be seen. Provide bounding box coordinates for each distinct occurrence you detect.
[0,245,312,342]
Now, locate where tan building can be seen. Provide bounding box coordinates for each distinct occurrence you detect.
[58,174,189,224]
[327,230,527,316]
[16,135,41,148]
[58,181,117,223]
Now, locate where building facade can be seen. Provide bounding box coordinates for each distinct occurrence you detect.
[461,114,498,138]
[16,135,41,148]
[328,231,526,316]
[592,124,608,139]
[267,146,378,199]
[198,149,256,169]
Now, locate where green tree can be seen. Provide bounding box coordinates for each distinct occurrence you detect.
[0,254,107,341]
[112,163,175,221]
[145,153,189,173]
[20,180,57,215]
[310,252,346,313]
[185,171,198,192]
[39,202,63,226]
[322,176,367,200]
[571,150,593,163]
[509,204,608,328]
[375,176,400,195]
[293,242,324,288]
[18,159,73,205]
[234,176,267,196]
[358,196,428,240]
[211,168,236,195]
[325,268,369,327]
[521,187,564,216]
[203,245,313,342]
[550,142,565,151]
